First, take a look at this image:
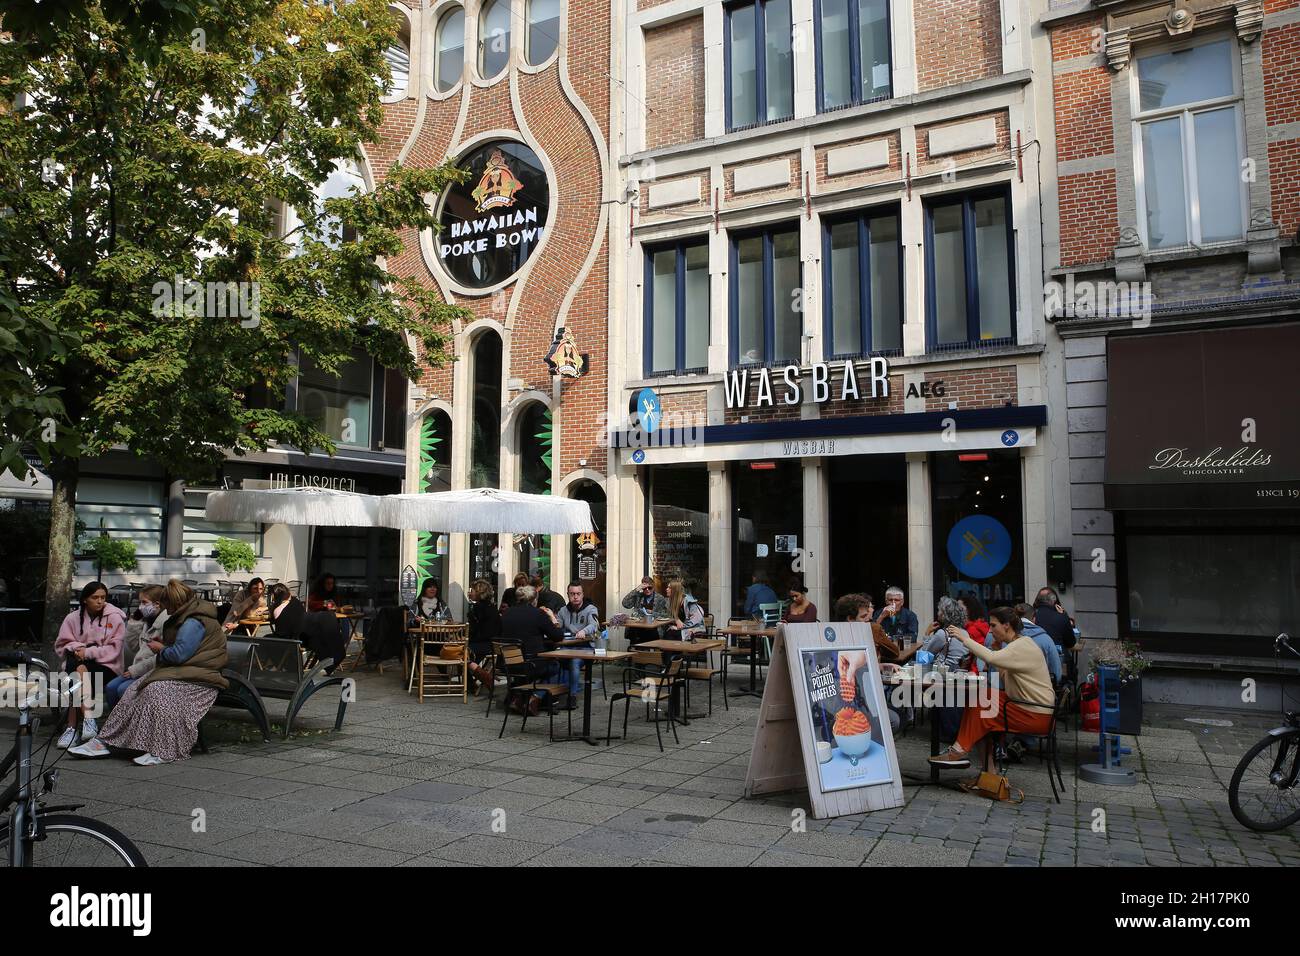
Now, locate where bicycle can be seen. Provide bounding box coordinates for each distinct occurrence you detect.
[0,649,147,866]
[1228,633,1300,832]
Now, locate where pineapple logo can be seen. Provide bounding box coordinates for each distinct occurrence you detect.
[471,149,524,212]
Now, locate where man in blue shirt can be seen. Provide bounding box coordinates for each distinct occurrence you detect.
[1014,603,1061,684]
[742,571,779,618]
[877,586,919,646]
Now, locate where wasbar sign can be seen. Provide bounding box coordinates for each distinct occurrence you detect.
[725,358,890,410]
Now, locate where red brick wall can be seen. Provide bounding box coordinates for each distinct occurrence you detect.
[923,366,1017,412]
[1264,18,1300,235]
[644,16,706,149]
[363,0,612,483]
[914,0,1003,92]
[1058,169,1119,268]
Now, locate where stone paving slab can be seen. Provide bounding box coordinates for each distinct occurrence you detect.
[9,665,1300,867]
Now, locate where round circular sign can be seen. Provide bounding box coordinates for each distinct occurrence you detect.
[636,388,662,434]
[945,515,1012,580]
[436,140,549,289]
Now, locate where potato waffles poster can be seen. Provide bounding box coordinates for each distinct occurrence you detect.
[800,646,892,792]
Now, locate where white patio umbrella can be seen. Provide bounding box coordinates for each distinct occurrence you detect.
[377,488,594,535]
[204,486,383,526]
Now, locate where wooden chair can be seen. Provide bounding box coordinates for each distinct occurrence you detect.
[492,643,570,740]
[992,688,1066,804]
[415,631,468,703]
[683,617,726,716]
[720,618,756,692]
[607,655,683,752]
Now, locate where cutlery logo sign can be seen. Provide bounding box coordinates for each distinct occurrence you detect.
[637,388,662,434]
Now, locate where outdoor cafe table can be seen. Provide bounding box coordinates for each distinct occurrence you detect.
[618,617,672,647]
[716,624,779,699]
[884,668,989,785]
[632,639,725,722]
[537,648,633,746]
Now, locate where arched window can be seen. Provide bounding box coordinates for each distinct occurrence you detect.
[517,402,553,579]
[468,331,503,586]
[382,11,412,98]
[525,0,559,65]
[434,7,465,92]
[478,0,511,79]
[569,480,607,619]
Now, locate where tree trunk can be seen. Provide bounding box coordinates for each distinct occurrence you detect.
[42,462,79,645]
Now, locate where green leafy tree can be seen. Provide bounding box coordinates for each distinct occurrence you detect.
[0,1,467,639]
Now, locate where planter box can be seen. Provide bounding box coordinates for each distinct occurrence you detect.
[1117,676,1143,736]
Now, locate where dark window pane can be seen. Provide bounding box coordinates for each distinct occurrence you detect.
[821,0,852,109]
[470,333,501,488]
[651,248,678,374]
[764,0,794,121]
[931,450,1024,605]
[650,466,711,601]
[733,460,803,609]
[382,366,406,451]
[973,197,1011,341]
[526,0,559,64]
[736,235,765,362]
[298,347,372,447]
[859,0,890,99]
[771,230,801,363]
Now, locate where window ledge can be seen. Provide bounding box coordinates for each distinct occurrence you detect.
[1144,650,1300,675]
[626,372,724,391]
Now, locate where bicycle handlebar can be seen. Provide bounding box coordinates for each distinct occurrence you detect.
[1277,633,1295,657]
[0,650,49,671]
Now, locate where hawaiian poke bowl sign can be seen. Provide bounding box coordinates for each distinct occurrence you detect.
[437,140,550,289]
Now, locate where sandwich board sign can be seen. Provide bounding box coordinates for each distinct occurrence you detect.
[744,622,904,818]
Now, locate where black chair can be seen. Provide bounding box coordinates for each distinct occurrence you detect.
[492,643,570,741]
[607,654,684,752]
[994,689,1066,803]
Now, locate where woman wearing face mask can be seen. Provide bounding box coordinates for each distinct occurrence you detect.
[54,581,127,749]
[108,585,168,709]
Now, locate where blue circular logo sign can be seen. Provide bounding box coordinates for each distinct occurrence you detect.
[823,627,836,643]
[946,515,1012,580]
[1000,429,1020,447]
[637,388,662,434]
[631,448,646,465]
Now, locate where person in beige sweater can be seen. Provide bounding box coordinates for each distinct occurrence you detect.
[928,606,1055,771]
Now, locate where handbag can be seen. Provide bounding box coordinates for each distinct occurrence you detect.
[959,770,1024,804]
[438,644,465,661]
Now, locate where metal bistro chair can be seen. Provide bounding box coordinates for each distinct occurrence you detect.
[993,686,1067,804]
[682,614,727,716]
[608,654,684,752]
[493,643,570,741]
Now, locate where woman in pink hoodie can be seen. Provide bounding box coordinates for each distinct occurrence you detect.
[54,581,126,749]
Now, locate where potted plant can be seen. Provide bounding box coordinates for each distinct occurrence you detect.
[212,537,257,576]
[83,532,139,582]
[1090,639,1149,735]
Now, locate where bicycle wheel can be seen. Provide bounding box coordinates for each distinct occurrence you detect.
[0,813,148,867]
[1229,730,1300,832]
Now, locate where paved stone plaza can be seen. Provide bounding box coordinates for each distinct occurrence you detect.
[17,668,1300,867]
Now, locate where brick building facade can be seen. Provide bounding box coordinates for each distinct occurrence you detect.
[1042,0,1300,701]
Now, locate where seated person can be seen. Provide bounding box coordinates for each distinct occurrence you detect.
[469,585,564,716]
[832,593,900,732]
[928,607,1056,771]
[500,572,530,611]
[410,578,448,623]
[267,583,307,638]
[783,583,817,623]
[222,578,267,632]
[742,571,779,618]
[875,586,919,646]
[1014,603,1062,685]
[1032,587,1076,650]
[109,585,168,709]
[556,582,600,707]
[895,596,971,671]
[307,573,340,612]
[621,576,668,618]
[665,579,705,640]
[531,576,566,615]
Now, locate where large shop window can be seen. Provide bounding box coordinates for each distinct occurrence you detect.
[434,7,465,92]
[1120,513,1300,653]
[645,239,710,377]
[76,478,164,557]
[478,0,511,79]
[733,460,803,614]
[1133,38,1245,249]
[726,0,794,130]
[183,488,261,558]
[296,347,372,448]
[571,480,607,619]
[822,207,902,357]
[930,451,1024,607]
[525,0,559,64]
[648,466,710,605]
[828,455,906,602]
[816,0,891,111]
[925,189,1014,351]
[311,524,400,600]
[730,225,801,366]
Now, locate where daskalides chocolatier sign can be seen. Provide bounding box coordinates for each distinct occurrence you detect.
[437,140,549,289]
[1105,325,1300,509]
